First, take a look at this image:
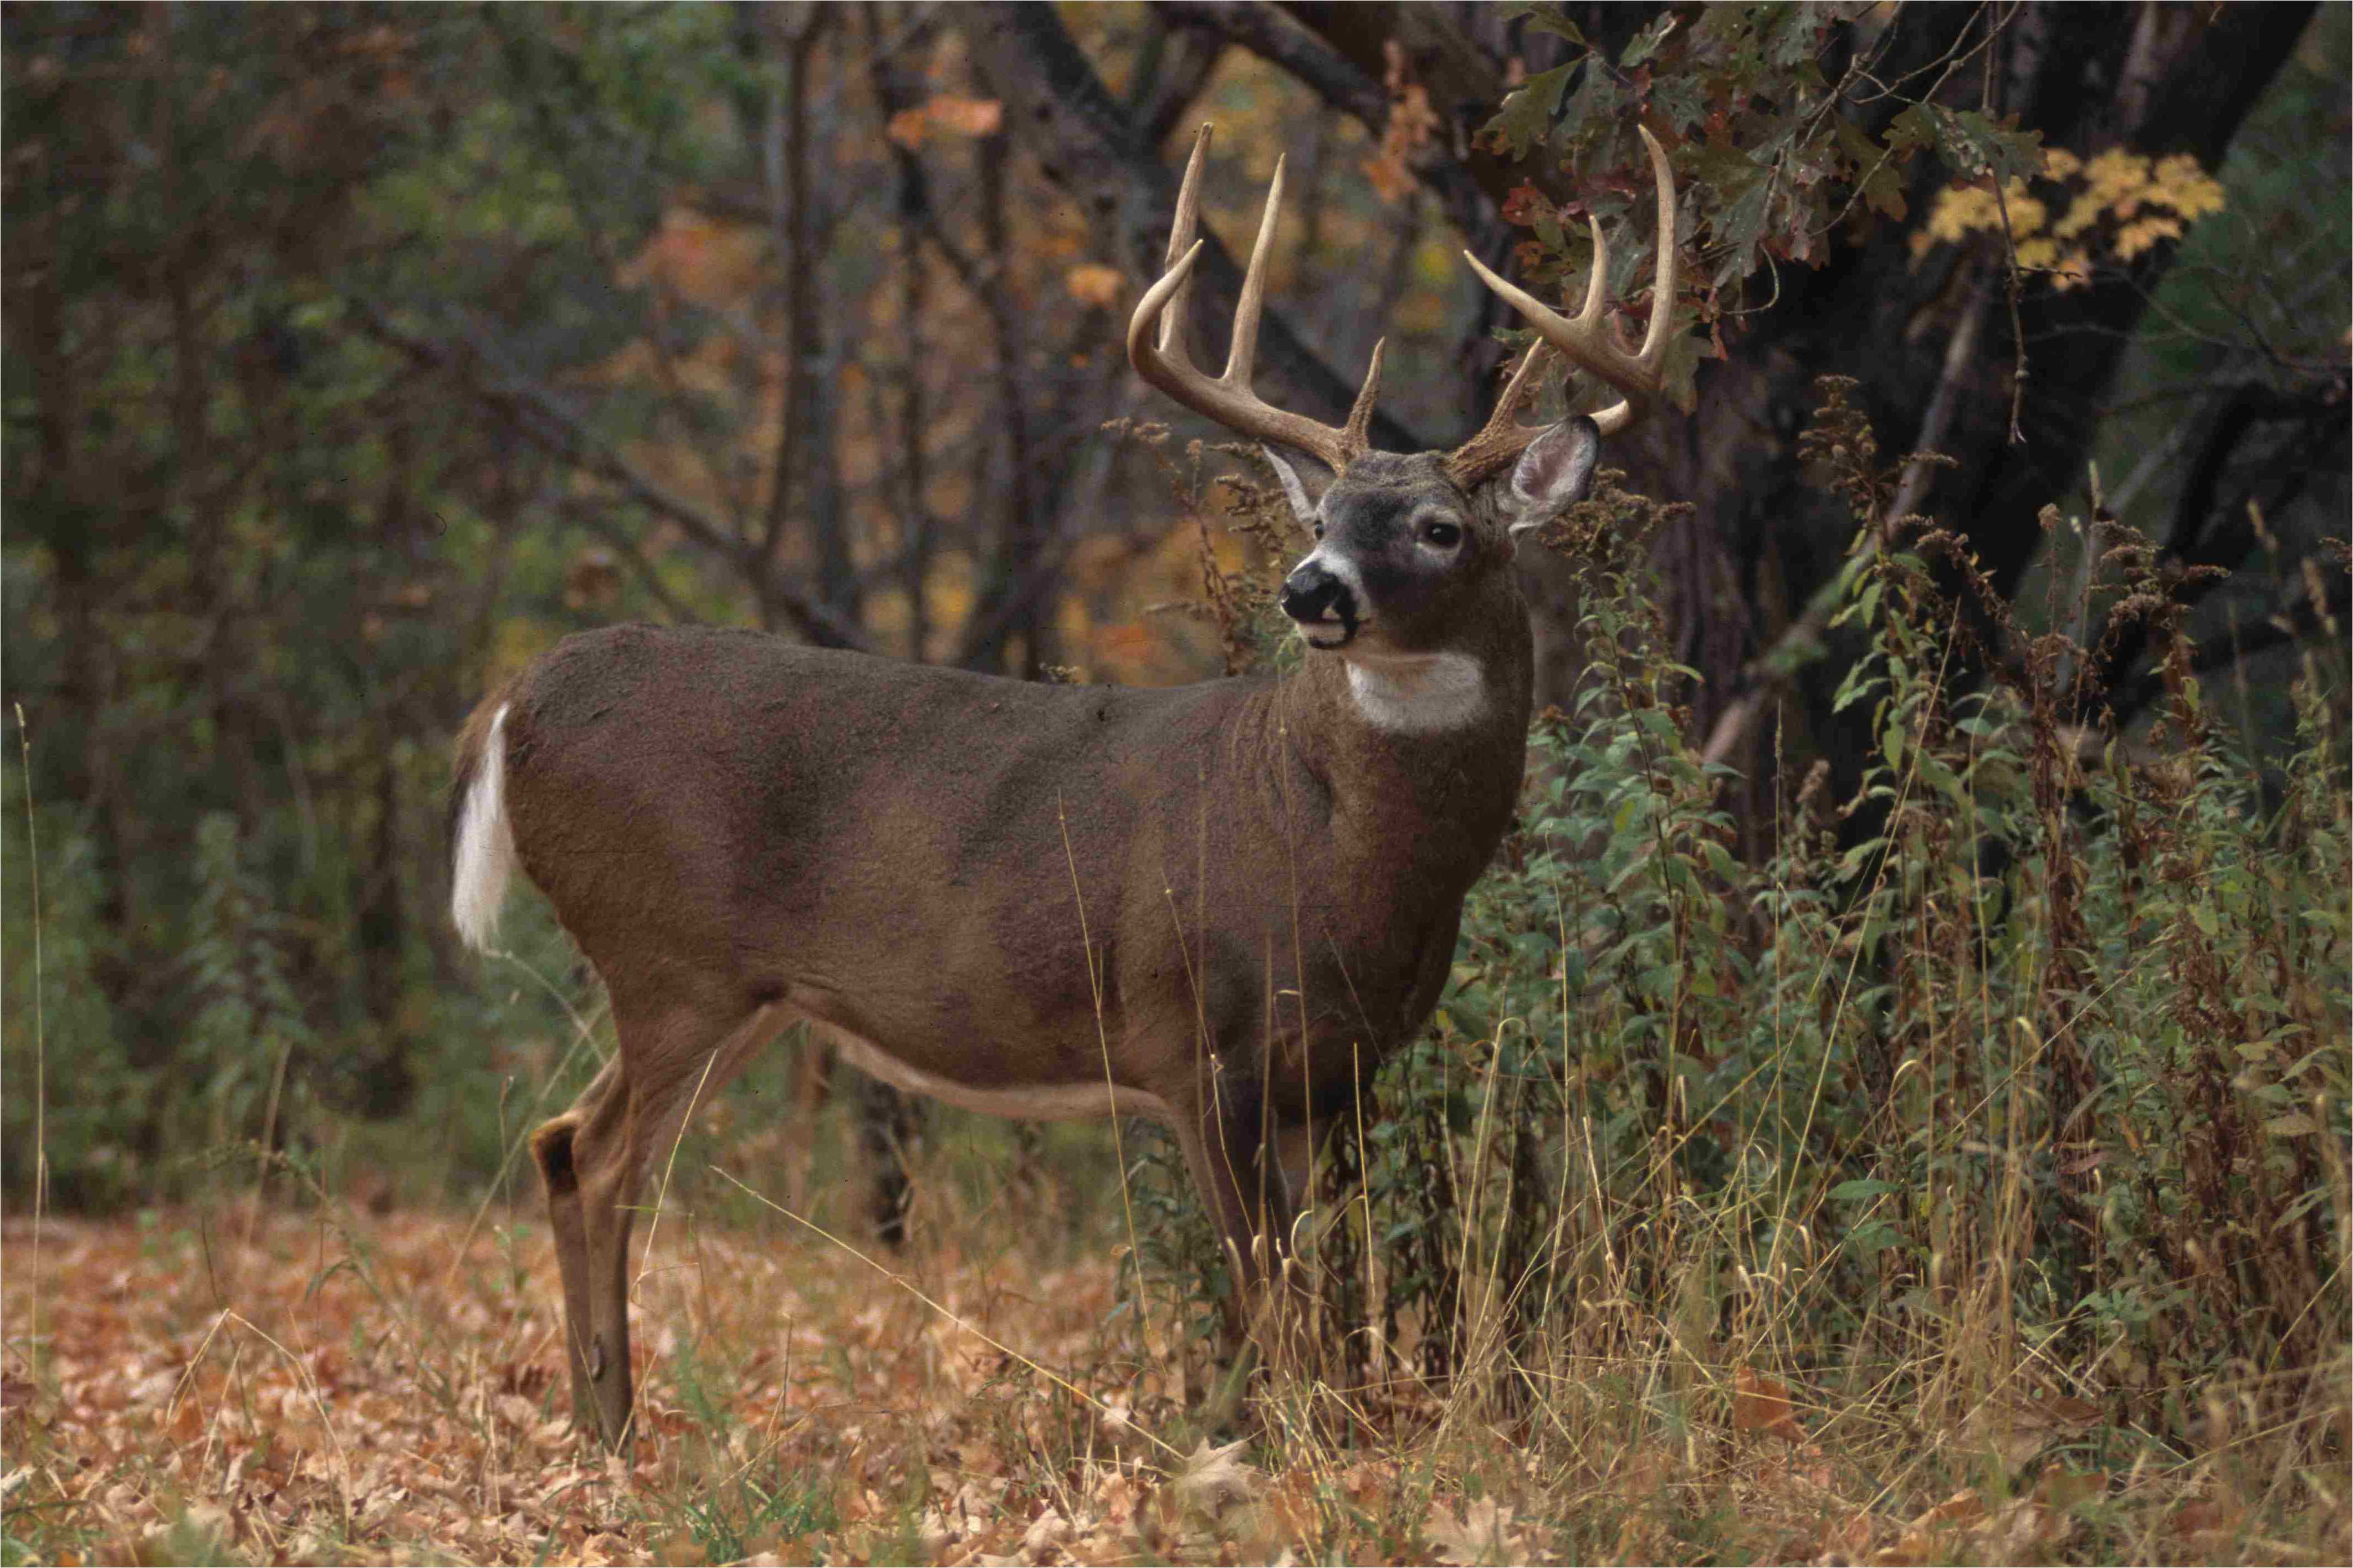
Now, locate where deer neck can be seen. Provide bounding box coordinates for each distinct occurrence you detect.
[1336,648,1493,735]
[1269,609,1534,867]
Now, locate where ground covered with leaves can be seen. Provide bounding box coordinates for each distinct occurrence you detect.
[4,1201,2342,1567]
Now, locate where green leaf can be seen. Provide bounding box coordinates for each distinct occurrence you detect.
[1760,2,1825,69]
[1917,754,1962,800]
[1948,109,2043,183]
[1516,3,1588,49]
[1490,63,1575,157]
[1620,13,1677,68]
[1885,104,1941,157]
[1849,1222,1902,1257]
[1651,69,1708,132]
[1698,148,1773,278]
[1830,1178,1900,1202]
[1835,119,1907,221]
[1565,55,1624,130]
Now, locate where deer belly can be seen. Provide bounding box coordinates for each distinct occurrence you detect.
[811,1022,1173,1125]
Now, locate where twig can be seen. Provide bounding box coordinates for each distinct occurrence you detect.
[1979,9,2029,443]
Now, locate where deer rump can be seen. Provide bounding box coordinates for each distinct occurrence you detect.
[451,621,1502,1140]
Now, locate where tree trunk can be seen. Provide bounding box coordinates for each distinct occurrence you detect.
[1259,2,2313,831]
[1618,2,2316,824]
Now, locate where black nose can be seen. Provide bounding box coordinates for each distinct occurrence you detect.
[1280,562,1353,628]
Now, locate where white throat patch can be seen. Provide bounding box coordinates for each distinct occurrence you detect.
[1344,650,1487,733]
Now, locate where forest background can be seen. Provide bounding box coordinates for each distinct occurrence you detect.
[3,3,2349,1565]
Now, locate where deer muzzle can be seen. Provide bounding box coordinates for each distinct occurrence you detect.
[1280,558,1359,647]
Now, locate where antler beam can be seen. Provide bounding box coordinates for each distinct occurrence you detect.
[1449,126,1681,485]
[1127,124,1385,474]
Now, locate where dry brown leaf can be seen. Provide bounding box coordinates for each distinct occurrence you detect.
[1978,1498,2073,1560]
[1824,1508,1878,1560]
[1872,1487,1994,1565]
[2035,1466,2105,1510]
[1734,1364,1808,1443]
[1342,1459,1399,1507]
[1424,1495,1527,1566]
[1172,1437,1259,1516]
[1089,1465,1149,1535]
[1916,1489,1988,1530]
[2171,1495,2246,1543]
[1021,1505,1073,1556]
[1964,1387,2103,1467]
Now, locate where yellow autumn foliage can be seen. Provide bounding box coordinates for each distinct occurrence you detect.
[1914,144,2224,291]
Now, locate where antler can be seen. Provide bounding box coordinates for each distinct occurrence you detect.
[1446,126,1681,486]
[1128,125,1385,474]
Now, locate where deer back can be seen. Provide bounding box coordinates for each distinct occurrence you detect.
[480,496,1528,1117]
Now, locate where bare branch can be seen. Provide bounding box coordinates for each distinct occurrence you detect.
[1153,1,1512,297]
[351,298,874,653]
[961,1,1428,452]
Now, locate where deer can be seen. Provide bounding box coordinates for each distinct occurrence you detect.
[449,124,1680,1451]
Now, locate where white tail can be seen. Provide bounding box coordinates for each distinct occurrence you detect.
[453,123,1683,1453]
[449,704,514,951]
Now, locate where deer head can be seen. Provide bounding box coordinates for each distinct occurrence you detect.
[1129,122,1676,727]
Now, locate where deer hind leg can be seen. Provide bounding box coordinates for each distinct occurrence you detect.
[853,1075,922,1248]
[530,1054,625,1439]
[530,997,785,1452]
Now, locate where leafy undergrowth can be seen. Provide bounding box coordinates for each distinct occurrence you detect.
[4,1200,2345,1567]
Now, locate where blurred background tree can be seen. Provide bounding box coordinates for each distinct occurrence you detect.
[4,1,2344,1211]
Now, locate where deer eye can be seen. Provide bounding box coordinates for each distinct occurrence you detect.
[1422,520,1462,549]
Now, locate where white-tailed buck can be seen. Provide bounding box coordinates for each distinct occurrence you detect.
[451,125,1680,1449]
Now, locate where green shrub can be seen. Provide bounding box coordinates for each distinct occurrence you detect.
[1268,382,2350,1470]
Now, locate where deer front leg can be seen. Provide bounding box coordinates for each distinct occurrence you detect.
[1167,1068,1308,1394]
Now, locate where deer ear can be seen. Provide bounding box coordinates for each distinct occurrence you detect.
[1261,443,1329,530]
[1506,416,1602,537]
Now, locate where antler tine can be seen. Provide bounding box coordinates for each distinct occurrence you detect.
[1128,124,1380,472]
[1222,151,1282,388]
[1457,125,1680,452]
[1341,338,1387,452]
[1441,341,1552,487]
[1157,125,1212,364]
